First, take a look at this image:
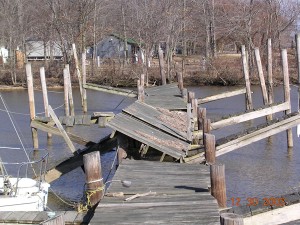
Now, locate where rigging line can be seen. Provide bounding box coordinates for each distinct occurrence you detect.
[0,94,31,163]
[0,103,65,116]
[113,90,135,110]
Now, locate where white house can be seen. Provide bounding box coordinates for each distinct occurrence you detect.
[26,40,63,60]
[0,46,8,63]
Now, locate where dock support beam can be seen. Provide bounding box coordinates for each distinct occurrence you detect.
[83,151,104,207]
[282,49,293,148]
[204,133,216,164]
[267,38,274,120]
[26,63,39,149]
[210,163,227,208]
[220,213,244,225]
[241,45,253,110]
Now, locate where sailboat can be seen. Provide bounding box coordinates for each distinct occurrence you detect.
[0,94,50,211]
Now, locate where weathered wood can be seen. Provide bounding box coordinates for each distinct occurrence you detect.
[267,38,274,120]
[296,34,300,112]
[203,118,211,142]
[198,88,246,104]
[98,117,108,128]
[82,115,91,125]
[84,83,137,97]
[192,98,198,119]
[137,79,144,102]
[187,103,193,142]
[282,49,293,148]
[82,52,88,113]
[93,112,115,117]
[188,91,195,104]
[90,160,219,225]
[220,213,244,225]
[48,105,76,153]
[254,48,269,106]
[63,68,70,116]
[41,214,65,225]
[26,63,38,149]
[210,163,227,208]
[72,43,83,105]
[65,64,75,116]
[198,107,206,133]
[176,71,184,92]
[204,133,216,165]
[40,66,52,140]
[83,151,103,206]
[241,45,253,110]
[214,113,300,157]
[31,120,93,146]
[158,43,166,85]
[211,101,290,130]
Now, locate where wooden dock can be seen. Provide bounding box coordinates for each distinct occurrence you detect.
[89,160,220,224]
[0,210,92,224]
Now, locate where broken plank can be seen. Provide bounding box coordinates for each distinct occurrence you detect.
[31,120,94,146]
[198,88,246,104]
[82,115,91,125]
[48,105,76,153]
[84,83,137,97]
[93,112,115,117]
[216,113,300,157]
[211,101,290,130]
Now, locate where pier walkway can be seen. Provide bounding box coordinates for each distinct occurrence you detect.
[90,160,220,224]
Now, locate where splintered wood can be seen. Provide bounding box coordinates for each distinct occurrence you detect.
[156,107,187,132]
[135,130,186,151]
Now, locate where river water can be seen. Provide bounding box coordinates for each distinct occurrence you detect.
[0,85,299,210]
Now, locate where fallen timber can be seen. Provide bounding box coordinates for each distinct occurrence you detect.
[89,160,220,225]
[84,83,137,97]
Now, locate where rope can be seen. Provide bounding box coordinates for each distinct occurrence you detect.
[104,147,119,183]
[77,185,105,213]
[0,103,64,116]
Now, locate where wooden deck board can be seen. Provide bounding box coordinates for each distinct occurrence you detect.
[90,160,219,225]
[123,101,187,140]
[108,113,189,159]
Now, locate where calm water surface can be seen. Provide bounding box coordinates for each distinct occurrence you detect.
[0,85,300,210]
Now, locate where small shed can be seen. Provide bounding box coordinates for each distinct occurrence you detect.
[96,34,144,63]
[25,40,63,61]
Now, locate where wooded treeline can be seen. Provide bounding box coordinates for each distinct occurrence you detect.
[0,0,299,85]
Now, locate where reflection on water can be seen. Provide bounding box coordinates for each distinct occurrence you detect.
[0,85,300,209]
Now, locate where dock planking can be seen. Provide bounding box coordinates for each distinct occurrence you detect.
[90,160,220,225]
[0,210,93,224]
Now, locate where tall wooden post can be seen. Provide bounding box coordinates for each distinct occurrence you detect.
[177,71,184,92]
[26,63,38,149]
[82,52,87,114]
[158,43,166,85]
[137,79,144,102]
[202,118,211,143]
[220,213,244,225]
[63,68,70,117]
[267,39,274,114]
[72,43,83,107]
[295,34,300,112]
[40,67,52,140]
[241,45,253,110]
[204,133,216,165]
[187,103,193,142]
[198,108,206,132]
[83,151,103,206]
[210,163,227,208]
[254,47,271,121]
[65,64,75,116]
[281,49,293,148]
[140,74,145,100]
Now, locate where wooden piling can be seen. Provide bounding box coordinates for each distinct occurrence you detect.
[295,34,300,112]
[83,151,103,206]
[137,79,144,102]
[97,56,100,68]
[140,74,145,100]
[197,108,206,133]
[63,68,70,117]
[210,163,227,208]
[176,71,184,92]
[192,98,198,120]
[202,118,211,143]
[281,49,293,148]
[187,103,193,142]
[267,39,274,116]
[65,64,75,116]
[204,133,216,165]
[254,47,271,121]
[188,91,195,104]
[72,43,83,107]
[26,63,38,149]
[241,45,253,110]
[220,213,244,225]
[82,52,88,114]
[40,67,52,140]
[158,43,166,85]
